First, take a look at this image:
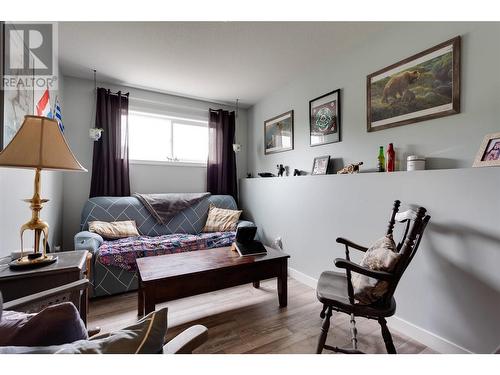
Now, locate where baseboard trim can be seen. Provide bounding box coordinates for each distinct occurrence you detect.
[288,266,473,354]
[387,316,472,354]
[288,267,318,289]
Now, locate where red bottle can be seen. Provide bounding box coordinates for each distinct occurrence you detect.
[386,143,395,172]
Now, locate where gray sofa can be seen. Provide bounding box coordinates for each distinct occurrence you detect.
[75,194,253,298]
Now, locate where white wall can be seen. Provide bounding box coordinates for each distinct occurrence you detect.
[247,22,500,175]
[240,168,500,354]
[242,22,500,353]
[61,76,247,249]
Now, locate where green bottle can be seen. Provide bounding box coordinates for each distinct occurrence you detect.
[377,146,385,172]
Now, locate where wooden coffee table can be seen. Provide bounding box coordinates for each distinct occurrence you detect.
[136,246,290,316]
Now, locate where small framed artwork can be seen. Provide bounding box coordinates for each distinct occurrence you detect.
[264,110,294,155]
[309,89,341,146]
[311,155,330,175]
[367,36,460,132]
[473,132,500,168]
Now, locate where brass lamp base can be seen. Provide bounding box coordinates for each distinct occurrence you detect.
[8,168,56,271]
[9,254,58,270]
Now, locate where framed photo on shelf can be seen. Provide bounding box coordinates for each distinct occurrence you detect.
[311,155,330,175]
[309,89,341,146]
[473,132,500,168]
[264,110,294,155]
[367,36,460,132]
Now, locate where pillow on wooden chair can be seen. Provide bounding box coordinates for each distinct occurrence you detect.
[203,204,242,232]
[352,235,400,304]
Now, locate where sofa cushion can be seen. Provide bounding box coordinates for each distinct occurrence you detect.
[89,220,140,239]
[203,204,242,232]
[97,231,236,271]
[0,302,88,347]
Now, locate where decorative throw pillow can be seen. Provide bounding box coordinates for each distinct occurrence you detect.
[0,302,88,347]
[0,307,168,354]
[203,204,242,232]
[89,220,140,239]
[352,235,400,305]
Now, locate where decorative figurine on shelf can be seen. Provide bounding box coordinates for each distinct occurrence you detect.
[293,169,306,176]
[246,173,253,178]
[337,162,364,174]
[277,164,285,177]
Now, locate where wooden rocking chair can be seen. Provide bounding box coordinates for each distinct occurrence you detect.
[316,200,431,354]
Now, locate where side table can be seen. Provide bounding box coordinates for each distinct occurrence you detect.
[0,250,89,322]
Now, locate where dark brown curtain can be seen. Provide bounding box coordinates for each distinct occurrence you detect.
[207,109,237,200]
[89,88,130,197]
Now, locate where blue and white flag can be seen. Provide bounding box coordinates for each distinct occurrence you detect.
[54,97,64,132]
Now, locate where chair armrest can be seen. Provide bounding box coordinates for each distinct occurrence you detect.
[334,258,393,281]
[163,325,208,354]
[336,237,368,252]
[3,279,89,311]
[74,231,104,254]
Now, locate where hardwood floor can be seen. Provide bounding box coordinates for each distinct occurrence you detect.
[88,277,435,354]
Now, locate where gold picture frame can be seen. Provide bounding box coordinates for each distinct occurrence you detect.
[473,132,500,167]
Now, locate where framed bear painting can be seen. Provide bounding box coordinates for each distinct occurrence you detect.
[367,36,461,132]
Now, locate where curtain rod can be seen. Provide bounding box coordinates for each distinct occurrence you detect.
[97,87,130,97]
[93,70,129,97]
[209,108,234,113]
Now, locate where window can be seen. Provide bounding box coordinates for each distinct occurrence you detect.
[128,111,208,164]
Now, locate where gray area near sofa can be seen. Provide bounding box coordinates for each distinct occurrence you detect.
[75,194,253,297]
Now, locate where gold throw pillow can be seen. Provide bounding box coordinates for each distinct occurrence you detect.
[88,220,140,239]
[203,204,242,232]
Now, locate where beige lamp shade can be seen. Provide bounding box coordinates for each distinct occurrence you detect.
[0,115,86,171]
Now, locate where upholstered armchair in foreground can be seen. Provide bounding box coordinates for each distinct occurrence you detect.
[0,281,208,354]
[3,279,90,325]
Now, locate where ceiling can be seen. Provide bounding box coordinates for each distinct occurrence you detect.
[59,22,393,107]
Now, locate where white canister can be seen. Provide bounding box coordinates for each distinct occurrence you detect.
[407,155,426,171]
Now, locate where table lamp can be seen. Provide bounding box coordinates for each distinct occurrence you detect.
[0,115,87,269]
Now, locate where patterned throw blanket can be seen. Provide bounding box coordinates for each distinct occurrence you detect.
[97,231,236,271]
